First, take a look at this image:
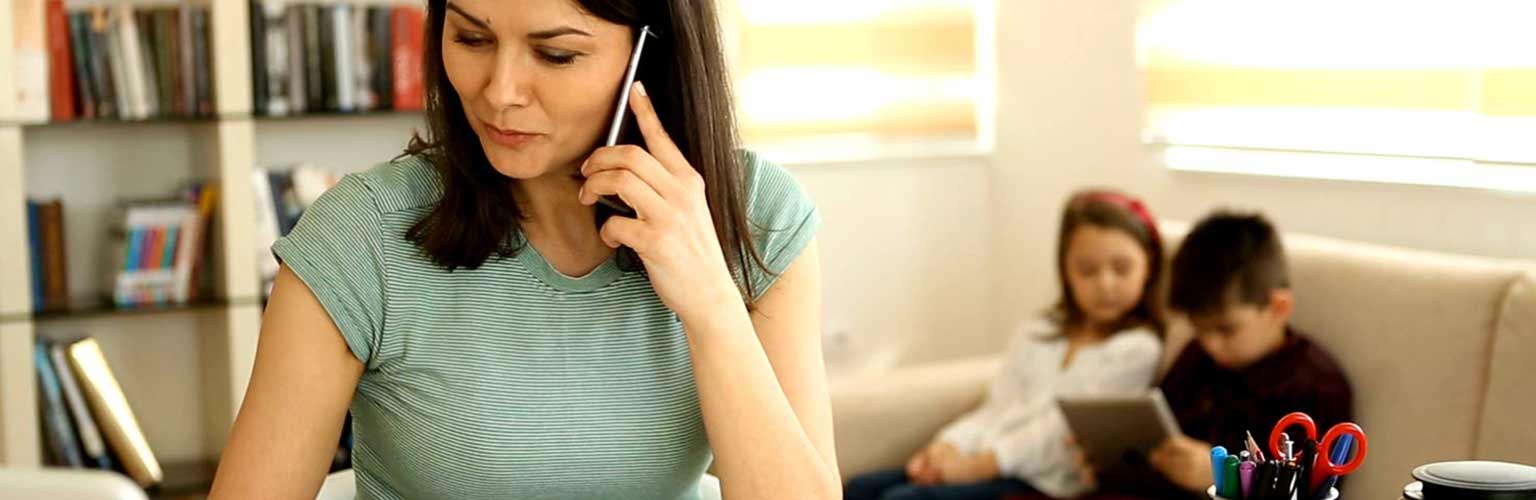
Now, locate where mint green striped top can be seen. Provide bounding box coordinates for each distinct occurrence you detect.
[271,151,820,500]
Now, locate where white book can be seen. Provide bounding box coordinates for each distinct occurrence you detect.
[252,169,281,294]
[352,4,375,111]
[106,9,133,120]
[115,4,149,120]
[171,204,201,304]
[263,0,291,116]
[13,0,50,122]
[332,4,356,112]
[50,343,109,468]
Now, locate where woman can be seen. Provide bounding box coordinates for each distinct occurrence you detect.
[208,0,839,498]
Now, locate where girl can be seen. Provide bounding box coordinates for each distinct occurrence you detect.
[845,190,1166,500]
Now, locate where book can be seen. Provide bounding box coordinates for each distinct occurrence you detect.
[352,5,375,111]
[36,339,86,467]
[192,8,212,116]
[67,12,97,119]
[50,341,112,470]
[303,4,323,111]
[86,8,118,119]
[250,0,268,116]
[177,6,197,116]
[285,3,308,113]
[103,8,132,119]
[46,0,76,121]
[14,0,51,122]
[332,4,356,112]
[37,199,68,311]
[134,10,160,118]
[27,201,44,311]
[65,338,163,487]
[186,184,217,302]
[251,169,281,296]
[262,0,291,116]
[391,6,425,111]
[318,6,337,111]
[369,6,393,110]
[115,4,149,120]
[152,9,176,118]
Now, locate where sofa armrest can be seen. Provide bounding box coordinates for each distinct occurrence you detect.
[830,355,1002,479]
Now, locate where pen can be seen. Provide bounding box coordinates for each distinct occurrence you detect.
[1253,461,1278,500]
[1276,461,1301,499]
[1313,435,1353,500]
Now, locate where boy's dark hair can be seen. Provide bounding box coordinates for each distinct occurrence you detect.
[1168,211,1291,316]
[1051,190,1165,337]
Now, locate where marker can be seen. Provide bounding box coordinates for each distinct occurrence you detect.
[1212,446,1229,494]
[1240,459,1257,499]
[1222,455,1242,498]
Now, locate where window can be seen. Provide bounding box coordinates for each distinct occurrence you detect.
[1139,1,1536,191]
[724,0,992,158]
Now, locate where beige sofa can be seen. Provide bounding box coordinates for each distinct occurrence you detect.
[831,222,1536,500]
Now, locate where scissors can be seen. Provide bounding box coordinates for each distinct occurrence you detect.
[1269,412,1368,493]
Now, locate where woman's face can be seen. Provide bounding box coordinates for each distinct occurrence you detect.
[442,0,633,180]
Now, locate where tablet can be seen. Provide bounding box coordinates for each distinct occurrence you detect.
[1057,389,1182,489]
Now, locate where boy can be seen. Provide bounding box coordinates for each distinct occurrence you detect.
[1145,211,1354,497]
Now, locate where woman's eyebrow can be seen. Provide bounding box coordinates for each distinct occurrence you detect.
[528,26,593,40]
[445,1,491,31]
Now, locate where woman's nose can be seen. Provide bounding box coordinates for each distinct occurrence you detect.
[483,50,534,111]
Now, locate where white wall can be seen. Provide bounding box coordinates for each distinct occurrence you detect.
[988,0,1536,348]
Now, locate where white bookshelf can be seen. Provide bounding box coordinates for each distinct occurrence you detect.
[0,0,419,476]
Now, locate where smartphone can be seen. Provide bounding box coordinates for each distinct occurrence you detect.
[594,25,657,216]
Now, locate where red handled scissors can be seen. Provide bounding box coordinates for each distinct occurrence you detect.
[1269,411,1368,492]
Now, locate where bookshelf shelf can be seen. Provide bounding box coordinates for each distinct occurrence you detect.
[8,108,422,127]
[0,296,257,325]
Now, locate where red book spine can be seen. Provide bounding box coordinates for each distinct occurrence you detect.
[391,6,424,111]
[46,0,76,121]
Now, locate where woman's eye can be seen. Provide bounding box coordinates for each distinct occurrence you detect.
[453,34,492,49]
[537,49,580,65]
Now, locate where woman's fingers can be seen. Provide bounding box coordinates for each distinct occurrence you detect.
[581,144,680,201]
[580,170,670,223]
[598,215,650,251]
[626,82,689,173]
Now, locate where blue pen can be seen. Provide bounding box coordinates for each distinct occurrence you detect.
[1211,446,1228,494]
[1313,435,1353,500]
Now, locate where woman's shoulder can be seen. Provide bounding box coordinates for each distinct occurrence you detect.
[333,154,442,216]
[738,149,814,219]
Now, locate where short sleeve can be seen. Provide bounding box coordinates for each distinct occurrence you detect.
[741,151,822,300]
[270,174,387,366]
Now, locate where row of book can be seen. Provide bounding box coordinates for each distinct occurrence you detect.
[112,183,218,308]
[20,0,216,122]
[249,1,426,116]
[253,164,340,297]
[35,336,162,487]
[26,199,69,312]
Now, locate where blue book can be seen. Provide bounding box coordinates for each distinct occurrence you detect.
[27,201,44,312]
[35,340,86,467]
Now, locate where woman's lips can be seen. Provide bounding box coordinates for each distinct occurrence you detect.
[485,123,543,148]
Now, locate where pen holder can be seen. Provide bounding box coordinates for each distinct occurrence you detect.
[1208,484,1339,500]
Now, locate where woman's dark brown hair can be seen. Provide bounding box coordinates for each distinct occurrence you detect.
[402,0,770,305]
[1050,190,1166,337]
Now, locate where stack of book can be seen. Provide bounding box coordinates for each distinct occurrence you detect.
[253,164,340,297]
[112,183,218,308]
[35,336,163,488]
[25,198,69,313]
[249,1,426,116]
[17,0,217,122]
